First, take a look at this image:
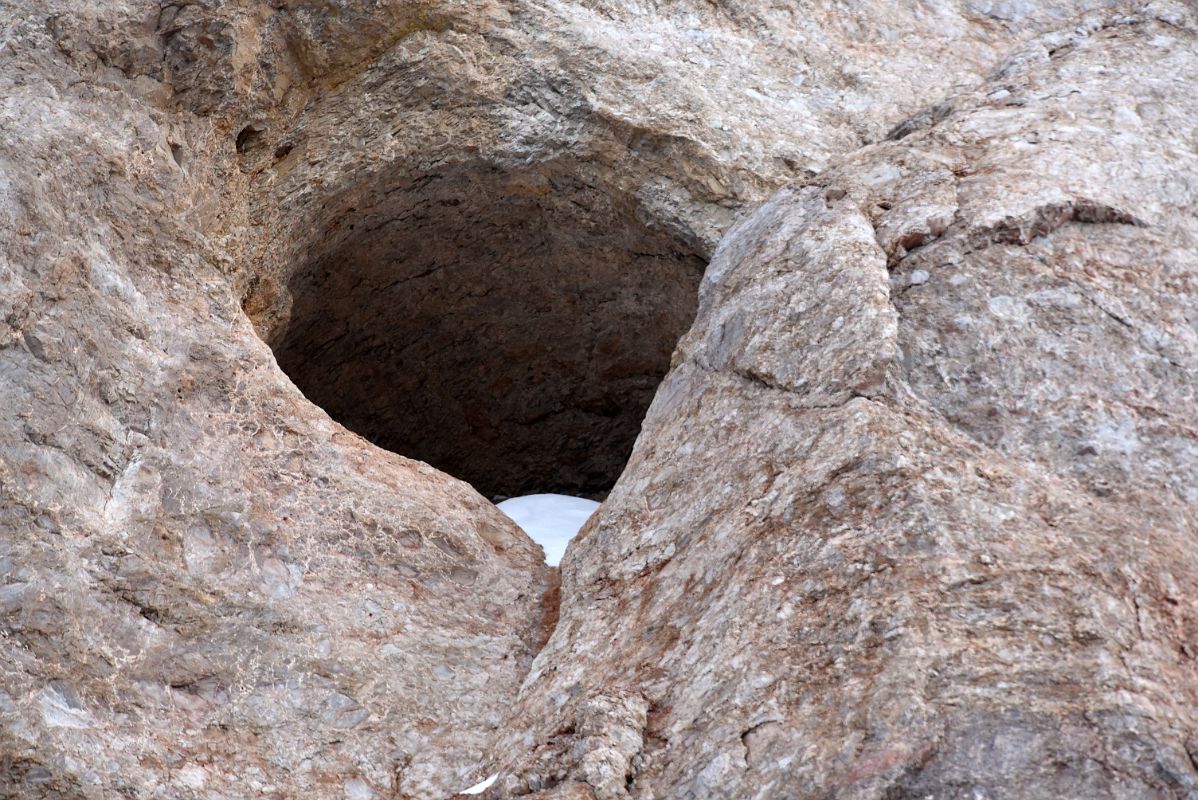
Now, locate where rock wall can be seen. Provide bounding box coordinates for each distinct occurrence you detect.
[1,0,1195,798]
[1,3,552,797]
[493,5,1198,798]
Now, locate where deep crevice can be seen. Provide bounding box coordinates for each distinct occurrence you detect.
[256,158,707,498]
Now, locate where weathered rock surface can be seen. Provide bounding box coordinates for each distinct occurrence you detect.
[2,3,554,797]
[492,5,1198,798]
[236,0,1120,499]
[1,0,1195,798]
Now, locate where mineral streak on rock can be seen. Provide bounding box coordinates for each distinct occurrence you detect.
[2,0,1196,798]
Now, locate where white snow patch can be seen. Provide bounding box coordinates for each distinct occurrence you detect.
[496,494,599,566]
[460,773,498,795]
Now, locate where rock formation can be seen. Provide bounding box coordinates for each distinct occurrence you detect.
[492,6,1198,797]
[1,0,1195,798]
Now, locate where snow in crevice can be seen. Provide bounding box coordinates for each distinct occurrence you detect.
[460,773,498,795]
[496,494,600,566]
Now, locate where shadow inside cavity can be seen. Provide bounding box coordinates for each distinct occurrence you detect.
[264,159,707,498]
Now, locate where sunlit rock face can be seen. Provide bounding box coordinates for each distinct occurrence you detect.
[4,0,1196,799]
[489,6,1198,799]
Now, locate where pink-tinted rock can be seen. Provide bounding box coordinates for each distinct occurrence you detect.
[2,0,1195,798]
[491,5,1198,798]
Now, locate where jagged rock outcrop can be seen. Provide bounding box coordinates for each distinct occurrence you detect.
[1,0,1195,799]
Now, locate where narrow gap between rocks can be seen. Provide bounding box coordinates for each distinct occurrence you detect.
[257,159,707,500]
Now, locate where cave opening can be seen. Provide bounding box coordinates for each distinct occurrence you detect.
[262,159,707,500]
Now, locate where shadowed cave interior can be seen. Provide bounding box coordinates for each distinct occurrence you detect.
[265,159,708,499]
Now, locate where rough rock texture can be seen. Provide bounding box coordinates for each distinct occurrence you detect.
[236,0,1118,499]
[492,5,1198,798]
[2,0,1196,799]
[1,4,553,798]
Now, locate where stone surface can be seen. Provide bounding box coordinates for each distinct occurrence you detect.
[491,5,1198,798]
[1,3,554,798]
[236,0,1119,499]
[2,0,1196,799]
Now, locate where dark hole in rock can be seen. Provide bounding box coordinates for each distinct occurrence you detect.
[235,123,264,154]
[263,159,707,498]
